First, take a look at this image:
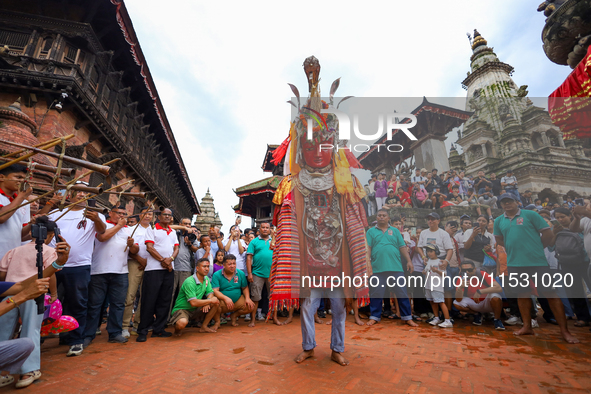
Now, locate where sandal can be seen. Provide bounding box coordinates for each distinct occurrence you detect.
[388,314,400,320]
[15,370,41,389]
[574,320,590,327]
[412,315,423,322]
[0,375,14,388]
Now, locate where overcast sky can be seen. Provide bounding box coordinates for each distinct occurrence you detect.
[124,0,572,233]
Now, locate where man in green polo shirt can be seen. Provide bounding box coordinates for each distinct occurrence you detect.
[494,193,578,344]
[212,254,255,326]
[365,209,416,327]
[170,258,220,336]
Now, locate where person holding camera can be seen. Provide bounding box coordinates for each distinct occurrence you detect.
[0,216,70,388]
[167,218,199,319]
[123,207,153,337]
[225,224,247,275]
[48,184,106,357]
[83,205,138,347]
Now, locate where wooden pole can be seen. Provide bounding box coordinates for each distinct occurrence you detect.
[0,134,75,170]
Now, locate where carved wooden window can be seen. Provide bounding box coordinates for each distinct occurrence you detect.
[0,30,30,55]
[101,87,110,114]
[121,115,128,138]
[62,44,79,64]
[37,36,53,59]
[113,101,121,125]
[89,66,99,92]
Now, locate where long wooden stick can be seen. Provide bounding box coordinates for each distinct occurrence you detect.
[0,134,75,171]
[125,197,157,251]
[0,139,110,175]
[1,135,72,158]
[52,179,134,221]
[0,158,121,218]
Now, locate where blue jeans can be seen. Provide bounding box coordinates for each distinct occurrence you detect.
[56,265,91,346]
[85,273,129,340]
[505,188,520,201]
[369,271,412,321]
[301,288,346,353]
[0,299,43,373]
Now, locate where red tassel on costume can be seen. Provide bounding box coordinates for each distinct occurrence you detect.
[344,149,363,169]
[271,136,291,166]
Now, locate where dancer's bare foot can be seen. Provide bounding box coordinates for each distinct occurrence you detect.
[283,316,293,325]
[211,322,220,332]
[366,319,378,326]
[325,319,332,325]
[248,321,255,328]
[295,349,314,363]
[405,320,418,327]
[354,315,364,326]
[230,318,239,327]
[561,331,579,344]
[314,315,323,324]
[331,351,349,366]
[273,319,283,326]
[513,326,534,336]
[174,329,183,337]
[199,326,216,333]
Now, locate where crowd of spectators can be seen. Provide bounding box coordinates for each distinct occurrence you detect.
[1,162,591,388]
[363,167,583,220]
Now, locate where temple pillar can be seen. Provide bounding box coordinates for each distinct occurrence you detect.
[481,143,488,157]
[557,132,566,148]
[412,138,450,172]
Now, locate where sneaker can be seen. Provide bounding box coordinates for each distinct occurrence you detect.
[151,331,173,338]
[95,328,101,335]
[136,335,147,342]
[531,319,539,328]
[428,317,441,326]
[327,309,332,315]
[504,316,523,326]
[256,311,265,321]
[130,328,138,336]
[66,344,84,357]
[473,313,482,326]
[494,319,506,331]
[317,310,326,318]
[244,314,251,321]
[108,334,129,343]
[122,329,130,338]
[438,320,453,328]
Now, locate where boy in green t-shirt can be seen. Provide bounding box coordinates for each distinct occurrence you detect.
[170,258,220,336]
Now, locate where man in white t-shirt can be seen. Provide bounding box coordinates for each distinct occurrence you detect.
[48,185,106,357]
[454,215,472,262]
[411,168,427,191]
[83,205,138,347]
[136,208,179,342]
[225,225,247,274]
[416,212,453,269]
[0,164,32,261]
[122,207,153,336]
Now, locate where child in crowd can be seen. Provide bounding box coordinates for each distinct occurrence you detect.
[423,244,453,328]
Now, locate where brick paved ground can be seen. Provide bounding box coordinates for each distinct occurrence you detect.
[5,314,591,393]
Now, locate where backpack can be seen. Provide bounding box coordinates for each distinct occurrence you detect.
[554,230,587,265]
